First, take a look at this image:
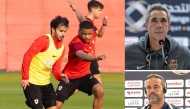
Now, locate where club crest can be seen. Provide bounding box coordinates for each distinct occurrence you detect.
[168,59,178,70]
[58,86,62,90]
[34,99,39,104]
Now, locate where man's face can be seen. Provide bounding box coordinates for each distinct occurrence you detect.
[79,28,93,43]
[52,24,68,41]
[145,10,170,42]
[92,7,103,19]
[145,78,165,104]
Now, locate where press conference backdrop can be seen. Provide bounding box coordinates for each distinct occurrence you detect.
[125,0,190,48]
[125,71,190,109]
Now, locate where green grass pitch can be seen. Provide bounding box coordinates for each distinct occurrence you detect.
[0,72,124,109]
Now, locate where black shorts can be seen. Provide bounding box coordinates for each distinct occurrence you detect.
[90,60,100,74]
[23,83,56,109]
[56,74,100,102]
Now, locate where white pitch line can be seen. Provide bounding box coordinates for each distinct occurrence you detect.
[0,88,22,90]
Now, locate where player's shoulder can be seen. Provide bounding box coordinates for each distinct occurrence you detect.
[125,41,140,50]
[39,35,49,39]
[175,44,190,55]
[170,104,180,109]
[34,35,49,42]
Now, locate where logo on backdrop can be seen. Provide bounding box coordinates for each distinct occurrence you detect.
[125,1,149,33]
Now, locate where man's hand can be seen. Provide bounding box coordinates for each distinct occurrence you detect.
[20,80,30,90]
[66,0,76,11]
[96,55,106,61]
[66,0,72,4]
[60,74,69,83]
[102,16,108,26]
[63,56,68,62]
[70,4,76,11]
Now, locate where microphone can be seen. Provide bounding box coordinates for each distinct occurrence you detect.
[147,105,151,109]
[145,104,151,109]
[159,40,165,45]
[159,40,165,69]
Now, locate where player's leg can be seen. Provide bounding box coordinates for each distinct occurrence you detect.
[90,60,102,84]
[56,80,79,109]
[46,106,57,109]
[93,74,102,84]
[72,89,80,95]
[92,84,104,109]
[79,74,103,109]
[72,60,102,95]
[23,84,43,109]
[42,83,57,109]
[72,61,101,95]
[56,101,64,109]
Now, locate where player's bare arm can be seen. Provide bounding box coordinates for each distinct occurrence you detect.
[76,50,106,62]
[68,1,86,22]
[97,16,108,38]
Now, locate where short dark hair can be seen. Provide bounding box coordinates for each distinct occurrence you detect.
[50,16,69,33]
[88,0,104,12]
[79,21,93,30]
[146,74,166,88]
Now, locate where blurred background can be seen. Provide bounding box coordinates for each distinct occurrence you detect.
[0,0,124,109]
[0,0,124,73]
[125,0,190,49]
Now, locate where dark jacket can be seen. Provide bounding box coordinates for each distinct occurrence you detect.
[137,101,180,109]
[125,32,190,70]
